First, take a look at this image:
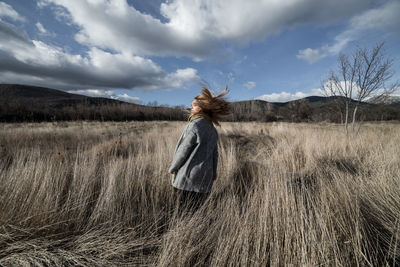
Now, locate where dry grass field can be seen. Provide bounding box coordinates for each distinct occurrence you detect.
[0,120,399,266]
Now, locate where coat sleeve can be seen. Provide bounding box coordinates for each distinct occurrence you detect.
[168,129,197,174]
[212,144,218,180]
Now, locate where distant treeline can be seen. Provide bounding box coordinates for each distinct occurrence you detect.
[1,98,399,123]
[0,100,188,122]
[227,99,400,123]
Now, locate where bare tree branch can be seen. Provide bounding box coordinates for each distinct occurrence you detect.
[323,42,397,132]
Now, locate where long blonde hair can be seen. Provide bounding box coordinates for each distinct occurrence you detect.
[188,85,231,126]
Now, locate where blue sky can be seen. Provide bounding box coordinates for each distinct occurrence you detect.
[0,0,399,107]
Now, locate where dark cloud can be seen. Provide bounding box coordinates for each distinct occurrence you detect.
[0,20,199,91]
[0,21,32,45]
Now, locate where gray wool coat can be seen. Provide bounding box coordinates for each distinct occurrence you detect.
[168,117,218,193]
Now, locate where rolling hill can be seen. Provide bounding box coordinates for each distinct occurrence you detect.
[0,84,186,122]
[0,83,399,122]
[0,84,136,107]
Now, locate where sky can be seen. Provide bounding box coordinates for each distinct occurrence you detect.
[0,0,399,107]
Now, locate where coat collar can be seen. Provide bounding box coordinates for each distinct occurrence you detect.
[189,112,212,123]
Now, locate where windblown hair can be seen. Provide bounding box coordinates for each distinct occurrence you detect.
[188,85,231,126]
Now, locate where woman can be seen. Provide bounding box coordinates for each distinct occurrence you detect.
[168,85,231,215]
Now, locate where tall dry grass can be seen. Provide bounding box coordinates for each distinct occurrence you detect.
[0,120,399,266]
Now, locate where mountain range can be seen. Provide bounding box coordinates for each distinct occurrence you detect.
[1,83,399,122]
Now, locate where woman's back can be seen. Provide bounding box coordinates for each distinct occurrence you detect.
[169,116,218,193]
[168,85,230,215]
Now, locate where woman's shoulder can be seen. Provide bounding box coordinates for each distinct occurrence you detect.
[189,117,215,132]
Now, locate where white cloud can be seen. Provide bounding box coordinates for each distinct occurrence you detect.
[41,0,368,59]
[44,0,211,57]
[390,87,400,98]
[160,0,367,44]
[365,87,400,102]
[256,88,324,102]
[296,48,327,64]
[35,21,56,37]
[244,81,256,90]
[349,1,400,33]
[170,68,198,82]
[37,0,48,9]
[163,68,200,88]
[35,22,47,34]
[297,1,400,63]
[69,89,114,97]
[68,89,142,104]
[112,93,141,104]
[0,2,25,22]
[322,80,359,98]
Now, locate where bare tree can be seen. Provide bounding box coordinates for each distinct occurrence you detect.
[323,42,397,133]
[322,53,357,133]
[351,42,397,130]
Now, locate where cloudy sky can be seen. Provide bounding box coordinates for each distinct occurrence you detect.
[0,0,399,106]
